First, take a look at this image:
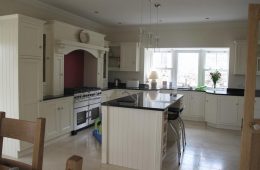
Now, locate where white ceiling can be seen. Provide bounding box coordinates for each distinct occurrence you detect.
[38,0,260,26]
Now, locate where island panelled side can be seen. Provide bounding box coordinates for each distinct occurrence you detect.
[101,91,183,170]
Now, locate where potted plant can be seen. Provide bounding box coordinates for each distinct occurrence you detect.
[210,70,221,89]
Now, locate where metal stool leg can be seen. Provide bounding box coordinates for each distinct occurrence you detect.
[177,117,185,152]
[169,120,181,165]
[179,117,186,146]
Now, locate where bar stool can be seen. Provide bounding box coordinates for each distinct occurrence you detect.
[168,107,186,165]
[168,107,186,150]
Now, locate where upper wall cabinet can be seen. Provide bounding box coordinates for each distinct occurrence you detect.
[234,40,260,75]
[109,42,140,72]
[120,42,140,72]
[19,20,43,57]
[234,40,247,75]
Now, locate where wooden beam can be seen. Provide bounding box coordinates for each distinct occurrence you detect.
[240,4,260,170]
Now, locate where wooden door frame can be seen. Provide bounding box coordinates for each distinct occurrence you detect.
[240,4,260,170]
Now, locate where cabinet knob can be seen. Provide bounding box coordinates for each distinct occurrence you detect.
[60,73,63,76]
[39,45,42,49]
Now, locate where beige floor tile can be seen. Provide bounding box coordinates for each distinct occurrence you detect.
[16,120,240,170]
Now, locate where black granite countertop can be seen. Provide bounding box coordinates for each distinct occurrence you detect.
[205,88,260,97]
[102,91,183,111]
[103,86,260,97]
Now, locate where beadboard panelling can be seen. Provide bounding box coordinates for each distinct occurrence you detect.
[0,16,20,157]
[103,106,163,170]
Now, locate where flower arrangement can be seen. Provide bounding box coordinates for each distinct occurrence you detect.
[210,70,221,88]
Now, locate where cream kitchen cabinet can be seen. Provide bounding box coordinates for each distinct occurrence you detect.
[218,96,241,127]
[120,42,140,72]
[53,56,64,96]
[205,94,243,130]
[178,91,205,121]
[97,54,104,88]
[40,97,73,141]
[205,94,218,125]
[19,20,43,58]
[234,40,247,75]
[19,58,43,121]
[0,14,45,158]
[234,40,260,75]
[108,42,140,72]
[254,98,260,119]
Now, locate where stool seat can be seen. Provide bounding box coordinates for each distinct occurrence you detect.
[168,107,184,113]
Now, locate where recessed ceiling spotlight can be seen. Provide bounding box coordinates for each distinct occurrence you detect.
[159,19,163,23]
[94,11,99,14]
[117,22,122,25]
[205,17,210,20]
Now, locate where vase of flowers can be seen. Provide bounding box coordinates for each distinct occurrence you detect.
[210,70,221,89]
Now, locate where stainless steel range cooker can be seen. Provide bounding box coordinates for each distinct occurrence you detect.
[65,87,102,135]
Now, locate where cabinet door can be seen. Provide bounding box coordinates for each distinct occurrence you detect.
[234,40,247,75]
[205,94,218,124]
[178,91,190,117]
[53,56,64,95]
[218,96,239,125]
[189,92,205,119]
[120,42,139,71]
[19,22,43,57]
[97,55,104,88]
[19,59,42,120]
[58,98,73,135]
[254,98,260,119]
[40,101,59,141]
[238,97,244,127]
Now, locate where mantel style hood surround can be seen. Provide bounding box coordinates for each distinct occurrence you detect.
[55,39,109,58]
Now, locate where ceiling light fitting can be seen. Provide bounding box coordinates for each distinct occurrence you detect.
[139,0,162,49]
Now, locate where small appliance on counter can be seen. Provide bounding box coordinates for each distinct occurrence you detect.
[126,80,139,89]
[114,78,121,87]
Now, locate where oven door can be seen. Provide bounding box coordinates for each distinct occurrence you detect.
[74,106,89,130]
[88,103,101,125]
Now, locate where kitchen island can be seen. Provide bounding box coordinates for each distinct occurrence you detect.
[101,91,183,170]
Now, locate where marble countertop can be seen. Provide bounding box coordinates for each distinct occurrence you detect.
[102,91,183,111]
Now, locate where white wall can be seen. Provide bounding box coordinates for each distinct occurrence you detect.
[106,21,260,89]
[0,0,106,33]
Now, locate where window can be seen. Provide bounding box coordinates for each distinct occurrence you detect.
[177,52,199,87]
[150,50,174,84]
[147,48,229,88]
[204,50,229,88]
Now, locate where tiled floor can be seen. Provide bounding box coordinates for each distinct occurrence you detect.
[163,121,241,170]
[17,121,241,170]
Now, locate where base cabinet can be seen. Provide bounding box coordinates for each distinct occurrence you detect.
[40,97,73,141]
[254,98,260,119]
[205,94,243,130]
[218,96,240,126]
[179,91,205,121]
[205,94,218,124]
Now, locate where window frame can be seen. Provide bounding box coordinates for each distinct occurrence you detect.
[148,48,230,88]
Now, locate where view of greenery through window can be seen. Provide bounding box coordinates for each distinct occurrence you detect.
[149,48,229,88]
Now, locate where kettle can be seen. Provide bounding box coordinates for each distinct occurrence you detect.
[114,79,121,87]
